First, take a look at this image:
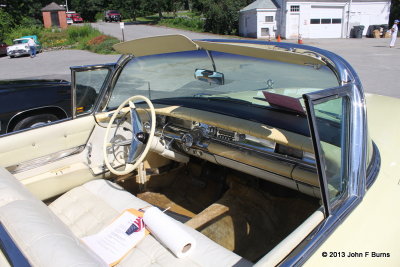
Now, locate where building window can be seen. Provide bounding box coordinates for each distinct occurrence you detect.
[321,19,331,24]
[265,16,274,22]
[310,18,342,25]
[310,19,320,24]
[290,5,300,12]
[332,18,342,24]
[261,28,271,36]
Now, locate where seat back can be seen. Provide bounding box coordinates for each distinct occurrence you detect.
[0,167,106,267]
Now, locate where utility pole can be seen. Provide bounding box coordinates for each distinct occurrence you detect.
[66,0,69,12]
[346,0,352,38]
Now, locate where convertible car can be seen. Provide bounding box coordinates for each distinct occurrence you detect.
[0,35,398,266]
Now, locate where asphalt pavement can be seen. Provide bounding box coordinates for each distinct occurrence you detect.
[0,49,119,81]
[0,23,398,98]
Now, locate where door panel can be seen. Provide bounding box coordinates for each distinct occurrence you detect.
[0,116,95,168]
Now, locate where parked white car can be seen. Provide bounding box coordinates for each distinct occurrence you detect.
[6,36,42,58]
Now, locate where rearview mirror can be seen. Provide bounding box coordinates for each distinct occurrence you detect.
[194,69,224,85]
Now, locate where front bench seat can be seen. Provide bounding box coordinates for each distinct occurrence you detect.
[0,168,251,267]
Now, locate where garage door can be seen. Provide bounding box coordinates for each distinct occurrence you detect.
[309,6,344,38]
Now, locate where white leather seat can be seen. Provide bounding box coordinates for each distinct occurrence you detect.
[0,167,106,267]
[0,167,252,267]
[50,179,252,267]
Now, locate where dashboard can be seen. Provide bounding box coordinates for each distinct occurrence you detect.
[151,113,320,197]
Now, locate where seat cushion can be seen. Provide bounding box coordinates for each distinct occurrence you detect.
[49,179,252,267]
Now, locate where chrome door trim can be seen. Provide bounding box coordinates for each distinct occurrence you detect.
[6,145,85,174]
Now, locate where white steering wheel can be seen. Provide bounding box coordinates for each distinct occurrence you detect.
[103,95,156,175]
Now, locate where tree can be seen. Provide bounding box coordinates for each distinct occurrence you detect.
[109,0,143,21]
[390,0,400,28]
[201,0,251,35]
[70,0,105,21]
[0,8,13,37]
[0,0,54,25]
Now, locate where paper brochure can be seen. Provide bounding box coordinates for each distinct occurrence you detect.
[82,209,147,266]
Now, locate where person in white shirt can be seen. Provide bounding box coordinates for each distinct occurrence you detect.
[389,20,399,48]
[27,38,36,57]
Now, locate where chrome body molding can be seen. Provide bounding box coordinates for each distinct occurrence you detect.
[6,145,85,174]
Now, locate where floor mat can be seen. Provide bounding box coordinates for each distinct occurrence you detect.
[138,163,227,216]
[185,175,319,261]
[133,164,319,262]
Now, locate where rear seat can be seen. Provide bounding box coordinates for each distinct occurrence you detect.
[0,167,252,267]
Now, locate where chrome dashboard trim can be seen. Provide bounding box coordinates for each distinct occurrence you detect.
[156,118,317,171]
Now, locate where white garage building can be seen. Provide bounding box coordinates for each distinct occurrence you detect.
[239,0,391,39]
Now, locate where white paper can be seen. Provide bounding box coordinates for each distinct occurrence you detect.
[143,207,196,258]
[82,210,145,265]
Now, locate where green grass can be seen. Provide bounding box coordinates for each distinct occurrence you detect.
[158,17,204,32]
[133,11,204,32]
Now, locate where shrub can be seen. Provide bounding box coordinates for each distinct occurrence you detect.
[4,23,117,54]
[40,30,69,48]
[87,35,108,45]
[85,35,119,54]
[91,38,119,54]
[159,17,204,32]
[67,24,99,43]
[4,25,42,44]
[95,12,104,22]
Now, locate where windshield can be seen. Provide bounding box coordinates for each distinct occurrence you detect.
[108,49,339,110]
[13,39,28,44]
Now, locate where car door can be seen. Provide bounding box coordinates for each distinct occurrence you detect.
[0,64,115,199]
[282,84,368,265]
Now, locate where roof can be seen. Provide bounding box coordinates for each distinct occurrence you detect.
[41,2,66,12]
[241,0,280,11]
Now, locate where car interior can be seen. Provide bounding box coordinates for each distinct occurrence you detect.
[0,36,344,266]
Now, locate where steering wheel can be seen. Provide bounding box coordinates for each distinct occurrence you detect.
[103,95,156,175]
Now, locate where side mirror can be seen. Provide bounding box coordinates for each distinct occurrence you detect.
[194,69,224,85]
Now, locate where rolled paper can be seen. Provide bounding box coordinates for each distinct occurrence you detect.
[143,207,196,258]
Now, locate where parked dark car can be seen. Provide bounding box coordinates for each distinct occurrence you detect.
[104,10,122,22]
[0,41,8,56]
[0,79,97,134]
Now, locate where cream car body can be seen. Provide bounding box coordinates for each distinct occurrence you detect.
[0,35,393,266]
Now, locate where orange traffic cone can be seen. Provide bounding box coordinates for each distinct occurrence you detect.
[298,34,303,44]
[276,35,281,42]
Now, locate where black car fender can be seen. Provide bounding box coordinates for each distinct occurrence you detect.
[6,106,69,133]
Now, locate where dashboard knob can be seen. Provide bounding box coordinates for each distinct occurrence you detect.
[181,133,194,147]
